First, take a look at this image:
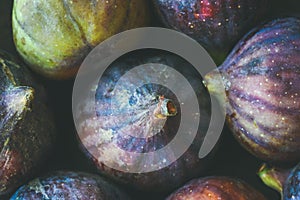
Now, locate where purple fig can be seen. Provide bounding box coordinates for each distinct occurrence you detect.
[258,163,300,200]
[10,171,131,200]
[0,51,56,197]
[166,176,267,200]
[204,17,300,163]
[153,0,269,64]
[75,50,212,193]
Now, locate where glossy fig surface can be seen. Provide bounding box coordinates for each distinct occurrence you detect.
[75,50,212,193]
[12,0,150,79]
[10,171,131,200]
[166,176,267,200]
[153,0,269,64]
[285,163,300,200]
[259,162,300,200]
[205,17,300,162]
[0,51,55,196]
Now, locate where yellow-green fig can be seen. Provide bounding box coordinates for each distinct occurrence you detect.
[12,0,150,79]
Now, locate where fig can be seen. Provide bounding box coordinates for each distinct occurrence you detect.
[10,171,131,200]
[74,50,212,193]
[152,0,269,64]
[12,0,150,79]
[166,176,267,200]
[258,163,300,200]
[204,17,300,162]
[0,51,55,196]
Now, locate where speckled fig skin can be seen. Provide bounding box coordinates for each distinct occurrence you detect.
[12,0,150,79]
[204,17,300,163]
[153,0,269,64]
[259,162,300,200]
[10,171,131,200]
[76,50,212,193]
[0,51,55,197]
[284,163,300,200]
[166,176,267,200]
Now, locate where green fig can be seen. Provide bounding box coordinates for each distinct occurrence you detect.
[12,0,150,79]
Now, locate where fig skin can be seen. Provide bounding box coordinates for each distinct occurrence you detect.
[10,171,131,200]
[166,176,267,200]
[153,0,269,64]
[258,163,300,200]
[0,51,56,197]
[12,0,150,79]
[76,50,212,193]
[205,17,300,163]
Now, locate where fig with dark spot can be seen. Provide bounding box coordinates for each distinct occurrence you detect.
[166,176,267,200]
[153,0,269,64]
[12,0,150,79]
[204,17,300,163]
[258,162,300,200]
[0,51,55,197]
[74,49,213,193]
[10,171,131,200]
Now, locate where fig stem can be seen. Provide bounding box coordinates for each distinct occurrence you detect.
[258,164,289,194]
[203,69,227,106]
[5,86,34,115]
[154,96,177,119]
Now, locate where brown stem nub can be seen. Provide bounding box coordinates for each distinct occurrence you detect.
[5,86,34,115]
[203,69,227,107]
[154,96,177,119]
[258,164,290,194]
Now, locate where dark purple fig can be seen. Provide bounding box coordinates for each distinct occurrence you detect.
[258,163,300,200]
[10,171,131,200]
[0,51,55,197]
[75,50,212,193]
[166,176,267,200]
[204,17,300,163]
[152,0,269,64]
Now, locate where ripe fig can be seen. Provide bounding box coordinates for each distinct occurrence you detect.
[0,51,55,196]
[10,171,131,200]
[166,176,267,200]
[12,0,150,79]
[75,50,212,193]
[152,0,269,64]
[258,163,300,200]
[204,17,300,162]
